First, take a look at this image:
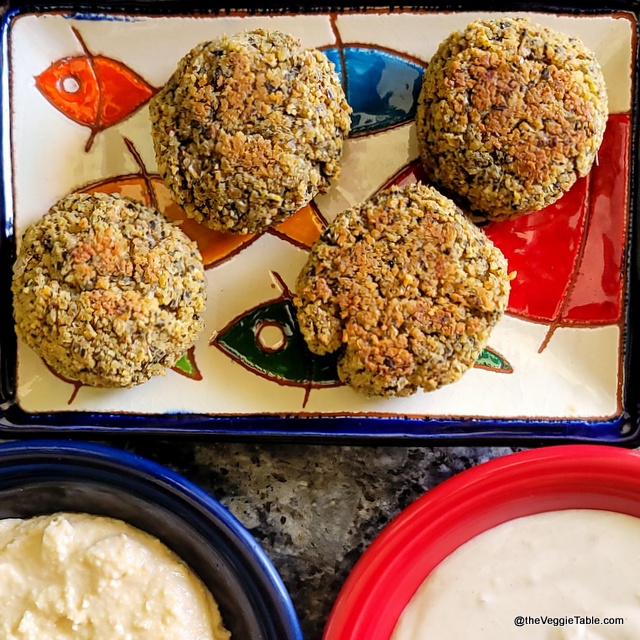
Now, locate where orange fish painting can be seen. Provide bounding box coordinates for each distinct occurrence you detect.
[79,137,328,268]
[35,27,157,151]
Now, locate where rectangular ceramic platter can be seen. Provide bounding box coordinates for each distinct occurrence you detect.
[1,4,638,441]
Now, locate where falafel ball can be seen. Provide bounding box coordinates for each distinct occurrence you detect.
[294,183,511,397]
[416,17,608,221]
[11,192,207,388]
[149,29,352,235]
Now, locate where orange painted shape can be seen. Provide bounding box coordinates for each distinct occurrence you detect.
[163,200,257,267]
[80,133,332,268]
[93,56,155,127]
[153,181,257,267]
[36,53,155,135]
[35,56,99,126]
[83,176,147,201]
[80,172,256,268]
[273,202,326,248]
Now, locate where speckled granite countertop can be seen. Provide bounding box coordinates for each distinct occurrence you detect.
[121,441,516,640]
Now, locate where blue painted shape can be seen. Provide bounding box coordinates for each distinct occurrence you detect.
[322,47,343,84]
[340,46,425,134]
[68,12,141,22]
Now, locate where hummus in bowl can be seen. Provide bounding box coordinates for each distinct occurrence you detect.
[0,440,302,640]
[0,512,229,639]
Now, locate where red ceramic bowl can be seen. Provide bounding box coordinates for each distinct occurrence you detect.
[323,444,640,640]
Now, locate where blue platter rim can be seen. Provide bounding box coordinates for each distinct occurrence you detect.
[1,0,640,445]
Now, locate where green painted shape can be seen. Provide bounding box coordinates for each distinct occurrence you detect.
[174,352,196,376]
[216,298,340,386]
[476,347,512,372]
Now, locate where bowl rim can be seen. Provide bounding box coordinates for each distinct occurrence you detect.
[322,444,640,640]
[0,438,303,640]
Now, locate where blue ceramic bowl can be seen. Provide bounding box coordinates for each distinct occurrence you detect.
[0,439,302,640]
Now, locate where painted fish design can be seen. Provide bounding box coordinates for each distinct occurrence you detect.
[46,346,200,405]
[483,114,630,351]
[173,348,202,381]
[475,348,513,374]
[35,27,156,151]
[323,44,425,136]
[211,273,341,407]
[382,113,630,352]
[212,273,512,407]
[323,12,426,136]
[80,137,327,268]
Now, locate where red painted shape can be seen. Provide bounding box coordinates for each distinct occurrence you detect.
[484,113,630,325]
[92,56,155,128]
[35,56,99,126]
[562,114,630,323]
[385,115,631,327]
[483,177,589,323]
[34,28,156,150]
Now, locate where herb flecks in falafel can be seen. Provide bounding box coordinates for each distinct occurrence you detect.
[416,17,608,220]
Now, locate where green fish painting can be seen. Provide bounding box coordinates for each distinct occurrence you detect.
[211,273,513,407]
[211,274,341,407]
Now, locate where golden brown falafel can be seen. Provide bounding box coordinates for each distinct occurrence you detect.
[416,17,608,220]
[294,183,511,397]
[12,192,206,387]
[149,29,352,234]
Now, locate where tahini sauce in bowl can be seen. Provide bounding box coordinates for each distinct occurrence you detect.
[392,509,640,640]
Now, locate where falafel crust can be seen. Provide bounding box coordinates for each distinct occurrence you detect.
[416,17,608,220]
[149,29,352,234]
[12,193,207,388]
[294,183,510,397]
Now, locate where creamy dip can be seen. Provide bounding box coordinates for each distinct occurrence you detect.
[392,509,640,640]
[0,512,230,640]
